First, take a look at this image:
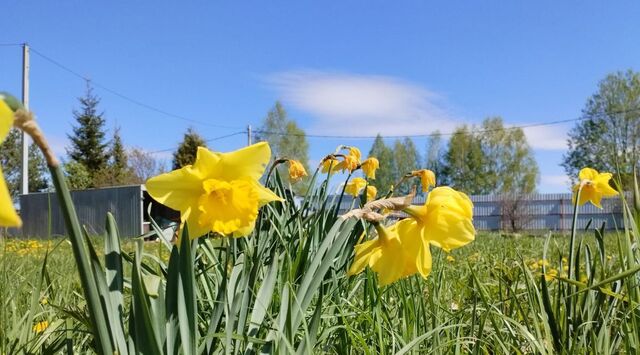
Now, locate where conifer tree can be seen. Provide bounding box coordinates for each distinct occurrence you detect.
[393,137,420,194]
[172,127,207,169]
[67,84,109,184]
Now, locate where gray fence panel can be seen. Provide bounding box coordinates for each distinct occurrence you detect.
[336,192,625,231]
[18,185,143,238]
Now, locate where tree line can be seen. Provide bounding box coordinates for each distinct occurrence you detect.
[2,70,638,200]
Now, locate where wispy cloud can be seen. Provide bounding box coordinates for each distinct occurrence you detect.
[541,174,571,189]
[267,70,571,152]
[267,70,458,136]
[520,125,570,151]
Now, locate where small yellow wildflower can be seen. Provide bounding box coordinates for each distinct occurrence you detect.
[572,167,618,208]
[411,169,436,192]
[32,321,48,333]
[537,259,549,267]
[321,157,340,174]
[366,185,377,202]
[0,96,21,227]
[145,142,283,239]
[446,255,455,262]
[287,160,307,182]
[345,177,367,197]
[544,268,558,282]
[361,157,379,179]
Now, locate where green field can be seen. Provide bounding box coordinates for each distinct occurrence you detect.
[2,228,637,354]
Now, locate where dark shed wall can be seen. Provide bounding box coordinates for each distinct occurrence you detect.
[19,185,143,238]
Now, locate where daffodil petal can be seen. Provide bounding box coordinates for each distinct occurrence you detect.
[251,181,284,205]
[145,166,203,212]
[0,166,21,227]
[348,238,380,276]
[579,168,599,181]
[0,100,14,144]
[202,142,271,181]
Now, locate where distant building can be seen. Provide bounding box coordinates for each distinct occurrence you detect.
[17,185,178,238]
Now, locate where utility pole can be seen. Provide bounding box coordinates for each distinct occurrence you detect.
[20,43,30,195]
[247,124,252,146]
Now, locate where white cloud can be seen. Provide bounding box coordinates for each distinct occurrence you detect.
[541,174,571,189]
[520,125,570,151]
[267,70,458,136]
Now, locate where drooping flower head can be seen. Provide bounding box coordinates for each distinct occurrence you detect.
[348,186,475,285]
[336,146,361,172]
[145,142,282,239]
[361,157,379,179]
[345,177,367,197]
[411,169,436,192]
[366,185,377,202]
[287,159,307,182]
[0,95,22,227]
[572,167,618,208]
[321,156,340,175]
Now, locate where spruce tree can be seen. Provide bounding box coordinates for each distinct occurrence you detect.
[393,137,420,194]
[67,84,109,184]
[172,128,207,169]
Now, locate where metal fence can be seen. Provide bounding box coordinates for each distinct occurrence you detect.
[17,185,144,238]
[340,192,624,231]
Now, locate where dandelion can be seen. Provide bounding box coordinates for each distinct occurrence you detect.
[349,186,475,285]
[361,157,379,179]
[544,268,558,281]
[411,169,436,192]
[321,157,340,174]
[366,185,377,202]
[145,142,282,239]
[32,321,48,333]
[345,177,367,197]
[287,159,307,182]
[573,167,618,208]
[0,96,21,227]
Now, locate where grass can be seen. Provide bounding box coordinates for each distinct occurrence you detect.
[0,231,634,354]
[1,164,639,354]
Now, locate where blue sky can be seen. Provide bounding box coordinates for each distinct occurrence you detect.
[2,1,639,192]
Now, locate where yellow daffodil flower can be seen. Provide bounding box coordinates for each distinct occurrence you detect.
[145,142,282,239]
[349,186,474,285]
[321,157,340,174]
[412,169,436,192]
[361,157,379,179]
[32,320,48,333]
[0,98,21,227]
[572,167,618,208]
[337,154,359,172]
[346,146,361,161]
[366,185,377,201]
[345,177,367,197]
[400,186,475,252]
[347,223,427,286]
[287,159,307,182]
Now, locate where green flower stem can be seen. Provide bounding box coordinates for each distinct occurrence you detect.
[49,164,114,355]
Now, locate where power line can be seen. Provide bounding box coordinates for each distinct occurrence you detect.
[254,106,640,140]
[148,131,245,155]
[27,46,243,130]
